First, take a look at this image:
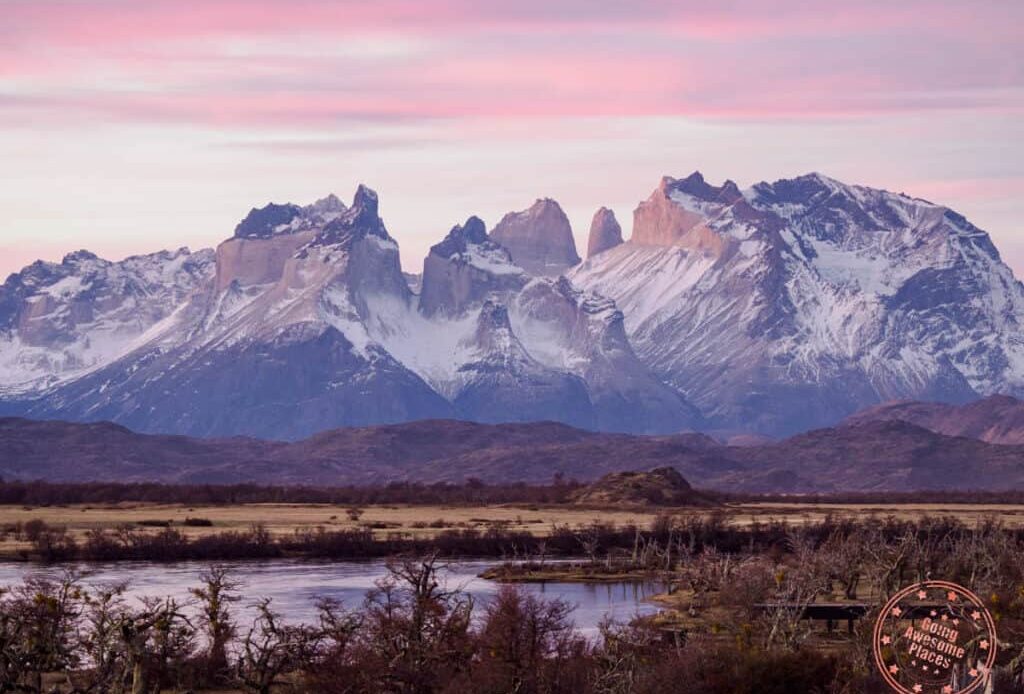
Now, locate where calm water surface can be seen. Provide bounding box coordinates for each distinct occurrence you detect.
[0,560,663,636]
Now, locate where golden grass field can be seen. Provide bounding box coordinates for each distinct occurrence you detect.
[3,501,1024,555]
[0,502,654,554]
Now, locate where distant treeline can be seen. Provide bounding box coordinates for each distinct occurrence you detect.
[2,478,1024,507]
[714,489,1024,504]
[0,478,580,506]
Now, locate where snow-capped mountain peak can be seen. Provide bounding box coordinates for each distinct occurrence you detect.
[305,192,347,219]
[0,246,215,394]
[571,171,1024,435]
[312,184,391,247]
[419,216,526,317]
[4,171,1023,441]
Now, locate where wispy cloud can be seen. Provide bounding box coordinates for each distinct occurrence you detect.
[1,1,1022,280]
[2,0,1021,127]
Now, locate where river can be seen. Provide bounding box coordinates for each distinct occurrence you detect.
[0,559,664,637]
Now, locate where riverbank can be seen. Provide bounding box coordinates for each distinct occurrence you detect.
[479,561,669,583]
[3,507,1024,691]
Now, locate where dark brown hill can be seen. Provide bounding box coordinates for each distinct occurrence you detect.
[842,395,1024,445]
[2,416,1023,493]
[724,420,1024,492]
[570,467,715,506]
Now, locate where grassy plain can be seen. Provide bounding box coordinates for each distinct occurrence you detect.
[0,502,654,555]
[3,500,1024,556]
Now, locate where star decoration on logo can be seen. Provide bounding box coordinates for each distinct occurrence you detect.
[874,582,996,693]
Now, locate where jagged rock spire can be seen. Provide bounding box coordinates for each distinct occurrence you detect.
[587,207,623,257]
[490,198,580,276]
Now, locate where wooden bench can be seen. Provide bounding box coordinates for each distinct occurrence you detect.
[754,602,870,634]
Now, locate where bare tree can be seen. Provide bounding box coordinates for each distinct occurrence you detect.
[189,565,240,683]
[236,598,321,694]
[76,581,130,693]
[864,526,916,600]
[575,526,601,565]
[0,572,83,693]
[762,531,830,651]
[356,553,475,693]
[116,596,192,694]
[469,584,581,693]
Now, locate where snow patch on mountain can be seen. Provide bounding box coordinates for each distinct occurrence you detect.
[0,247,214,394]
[320,285,374,358]
[5,172,1018,439]
[572,170,1024,434]
[364,292,478,397]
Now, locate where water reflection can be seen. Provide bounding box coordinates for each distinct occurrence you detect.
[0,560,664,637]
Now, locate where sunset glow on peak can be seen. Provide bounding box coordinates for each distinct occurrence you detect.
[1,0,1022,277]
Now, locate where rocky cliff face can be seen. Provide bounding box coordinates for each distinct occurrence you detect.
[5,170,1024,440]
[489,198,581,276]
[586,207,623,257]
[5,186,451,440]
[0,248,215,395]
[631,173,746,254]
[1,185,697,438]
[511,277,698,433]
[233,194,347,239]
[419,216,527,317]
[571,171,1024,435]
[450,300,594,426]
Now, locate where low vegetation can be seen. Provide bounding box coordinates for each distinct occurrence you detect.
[4,479,1024,689]
[5,514,1024,692]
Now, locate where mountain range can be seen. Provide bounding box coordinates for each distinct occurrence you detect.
[2,171,1023,440]
[3,397,1024,491]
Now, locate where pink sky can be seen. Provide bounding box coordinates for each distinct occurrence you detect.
[1,0,1022,277]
